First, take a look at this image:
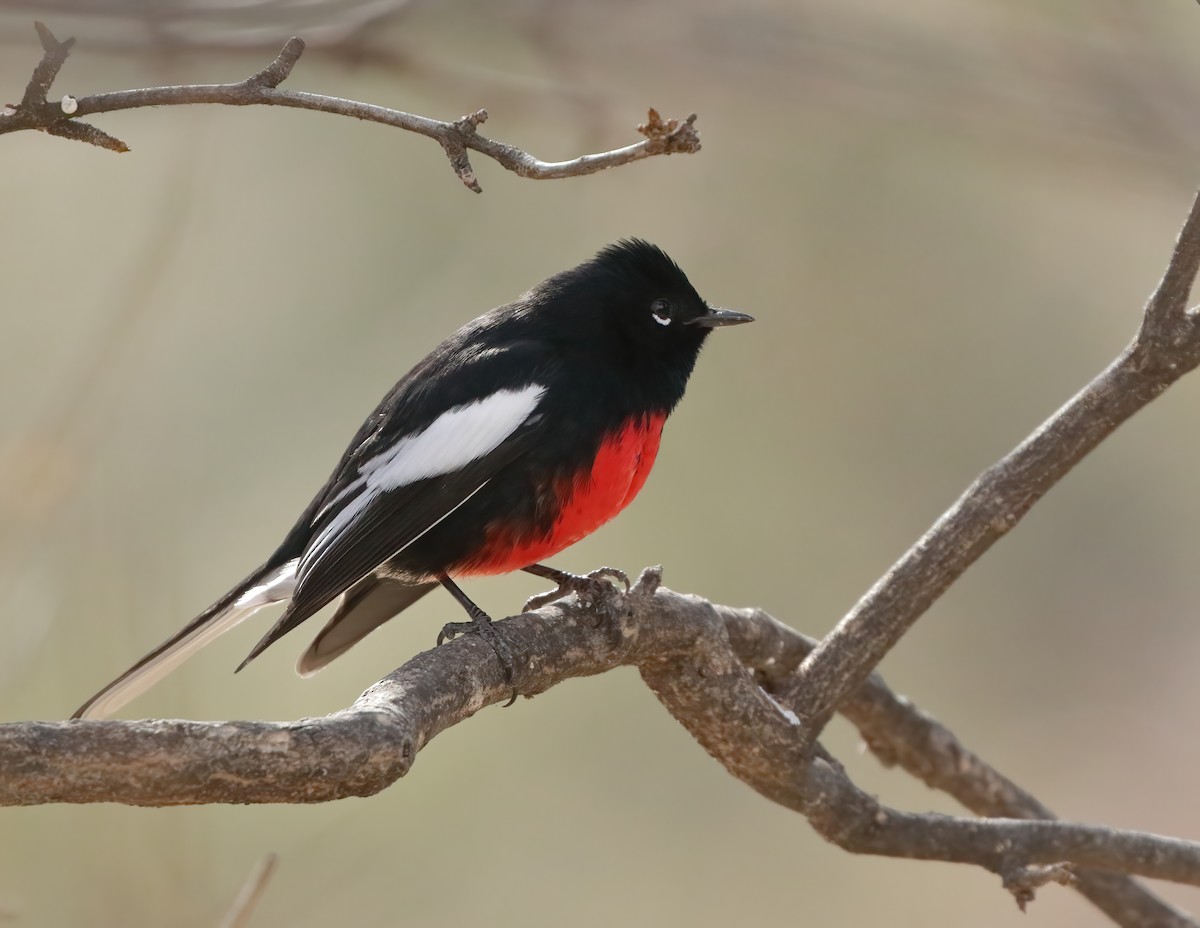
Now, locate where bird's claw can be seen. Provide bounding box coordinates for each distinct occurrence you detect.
[435,615,519,707]
[522,566,631,613]
[436,620,474,645]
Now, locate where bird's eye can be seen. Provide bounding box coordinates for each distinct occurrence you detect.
[650,298,673,326]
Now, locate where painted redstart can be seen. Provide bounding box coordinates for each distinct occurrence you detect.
[73,240,752,719]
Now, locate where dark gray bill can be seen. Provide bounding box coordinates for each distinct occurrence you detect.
[689,307,755,328]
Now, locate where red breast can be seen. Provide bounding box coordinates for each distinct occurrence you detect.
[460,413,667,575]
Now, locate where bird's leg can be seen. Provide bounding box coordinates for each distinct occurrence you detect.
[436,573,518,706]
[521,563,630,613]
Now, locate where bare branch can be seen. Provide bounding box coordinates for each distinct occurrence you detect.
[788,185,1200,734]
[722,609,1198,928]
[44,116,127,151]
[2,575,1199,925]
[0,24,700,190]
[20,22,74,110]
[800,759,1200,888]
[243,38,304,89]
[4,20,1200,928]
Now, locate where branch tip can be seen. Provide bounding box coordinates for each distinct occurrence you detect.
[46,120,128,152]
[454,156,482,193]
[631,566,663,598]
[247,37,306,89]
[638,108,701,154]
[454,109,488,134]
[1135,185,1200,357]
[22,21,76,109]
[439,135,482,192]
[33,22,73,55]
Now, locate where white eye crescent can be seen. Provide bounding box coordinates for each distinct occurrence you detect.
[651,298,673,326]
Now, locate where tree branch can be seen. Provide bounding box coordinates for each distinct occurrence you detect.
[723,609,1198,928]
[788,184,1200,734]
[2,574,1197,925]
[5,19,1200,928]
[20,21,73,110]
[0,24,701,191]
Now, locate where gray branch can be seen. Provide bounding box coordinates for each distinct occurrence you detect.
[1,573,1197,926]
[787,184,1200,736]
[4,20,1200,928]
[725,610,1197,927]
[0,24,700,191]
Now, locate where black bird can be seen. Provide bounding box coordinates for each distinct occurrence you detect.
[73,240,753,719]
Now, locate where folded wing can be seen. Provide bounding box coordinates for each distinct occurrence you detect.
[238,381,548,668]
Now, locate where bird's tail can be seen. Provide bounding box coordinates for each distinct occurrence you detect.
[71,558,300,720]
[295,576,437,677]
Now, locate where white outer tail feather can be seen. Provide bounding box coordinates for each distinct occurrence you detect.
[75,389,545,719]
[74,559,299,720]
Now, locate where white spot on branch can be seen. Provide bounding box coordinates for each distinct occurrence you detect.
[759,687,800,726]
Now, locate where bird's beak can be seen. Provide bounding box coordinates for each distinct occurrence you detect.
[689,307,755,328]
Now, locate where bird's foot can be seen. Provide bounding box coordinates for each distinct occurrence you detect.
[522,565,631,613]
[436,576,519,706]
[437,615,519,707]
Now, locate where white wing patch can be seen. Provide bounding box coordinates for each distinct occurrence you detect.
[363,384,546,490]
[304,385,545,572]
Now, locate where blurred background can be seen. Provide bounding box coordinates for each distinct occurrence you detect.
[2,0,1200,925]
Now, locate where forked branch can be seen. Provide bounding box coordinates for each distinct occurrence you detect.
[0,23,701,191]
[788,184,1200,736]
[0,574,1197,927]
[5,18,1200,928]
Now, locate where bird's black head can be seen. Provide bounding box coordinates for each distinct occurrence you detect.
[510,239,752,412]
[583,239,753,353]
[537,238,750,363]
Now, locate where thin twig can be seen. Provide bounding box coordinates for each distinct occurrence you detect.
[217,854,278,928]
[20,21,73,109]
[0,24,700,191]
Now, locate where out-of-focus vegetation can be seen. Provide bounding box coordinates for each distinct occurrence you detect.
[2,1,1200,925]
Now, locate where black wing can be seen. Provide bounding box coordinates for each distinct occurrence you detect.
[239,336,560,666]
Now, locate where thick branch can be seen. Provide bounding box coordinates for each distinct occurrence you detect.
[723,609,1198,928]
[789,185,1200,732]
[0,25,700,190]
[4,21,1200,928]
[2,575,1199,920]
